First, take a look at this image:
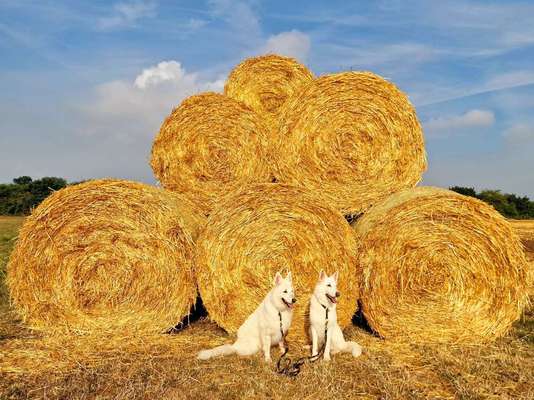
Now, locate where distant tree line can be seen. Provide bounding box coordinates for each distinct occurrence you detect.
[0,176,67,215]
[450,186,534,219]
[0,177,533,219]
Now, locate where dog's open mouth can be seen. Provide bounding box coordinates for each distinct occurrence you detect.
[282,298,294,309]
[326,293,337,304]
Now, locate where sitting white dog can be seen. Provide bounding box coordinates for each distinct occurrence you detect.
[309,270,362,361]
[197,272,296,362]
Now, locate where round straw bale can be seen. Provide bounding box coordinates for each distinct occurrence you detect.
[150,92,273,215]
[224,54,314,132]
[195,183,359,344]
[352,186,531,344]
[274,71,427,215]
[7,179,205,334]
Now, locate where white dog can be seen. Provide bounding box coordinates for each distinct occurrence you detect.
[309,270,362,361]
[197,272,296,362]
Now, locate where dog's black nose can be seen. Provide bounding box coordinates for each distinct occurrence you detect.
[292,298,297,303]
[335,291,340,297]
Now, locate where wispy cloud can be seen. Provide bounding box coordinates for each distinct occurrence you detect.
[503,123,534,145]
[424,109,495,137]
[486,71,534,91]
[330,42,438,70]
[0,22,73,69]
[419,1,534,53]
[97,1,157,31]
[185,18,208,30]
[418,71,534,106]
[207,0,261,40]
[259,30,311,62]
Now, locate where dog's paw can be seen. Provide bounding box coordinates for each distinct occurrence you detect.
[197,350,210,360]
[323,355,331,362]
[264,356,272,363]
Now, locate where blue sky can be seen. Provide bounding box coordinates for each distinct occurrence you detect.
[1,0,533,197]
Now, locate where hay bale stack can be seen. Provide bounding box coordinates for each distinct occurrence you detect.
[7,179,205,334]
[150,92,272,215]
[224,54,314,132]
[195,183,359,343]
[352,186,531,344]
[274,71,427,215]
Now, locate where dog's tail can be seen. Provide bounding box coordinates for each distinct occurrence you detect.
[197,344,235,360]
[345,341,363,358]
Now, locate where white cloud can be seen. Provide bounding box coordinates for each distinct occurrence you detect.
[259,30,311,62]
[503,124,534,145]
[208,0,260,38]
[97,1,156,31]
[418,70,534,107]
[424,109,495,136]
[323,42,438,75]
[423,2,534,53]
[79,60,224,138]
[357,43,437,67]
[501,32,534,48]
[486,71,534,91]
[134,61,186,89]
[185,18,208,30]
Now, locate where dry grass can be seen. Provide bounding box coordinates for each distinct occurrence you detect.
[274,71,427,215]
[509,220,534,242]
[352,187,531,344]
[510,220,534,298]
[1,216,533,399]
[6,180,205,334]
[510,220,534,261]
[0,216,24,312]
[224,54,314,133]
[195,183,359,344]
[150,92,273,215]
[1,318,533,399]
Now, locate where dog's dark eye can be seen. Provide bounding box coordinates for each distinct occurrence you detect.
[283,290,287,293]
[327,284,331,287]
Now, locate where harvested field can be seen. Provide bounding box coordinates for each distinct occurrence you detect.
[1,216,533,399]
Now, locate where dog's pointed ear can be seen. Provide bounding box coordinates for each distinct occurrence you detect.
[319,270,326,281]
[286,271,292,282]
[332,271,339,282]
[274,272,283,286]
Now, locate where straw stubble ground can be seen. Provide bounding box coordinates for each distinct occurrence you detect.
[1,216,533,399]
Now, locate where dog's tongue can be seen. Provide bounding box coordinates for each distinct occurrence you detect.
[329,295,337,304]
[287,302,294,309]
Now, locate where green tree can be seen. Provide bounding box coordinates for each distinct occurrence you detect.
[506,194,534,218]
[0,177,67,215]
[13,176,32,185]
[449,186,477,198]
[477,190,519,218]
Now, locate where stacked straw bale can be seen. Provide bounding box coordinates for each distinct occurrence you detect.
[8,52,530,349]
[351,186,531,343]
[195,183,359,344]
[274,71,427,215]
[150,92,273,215]
[7,179,204,334]
[225,54,314,132]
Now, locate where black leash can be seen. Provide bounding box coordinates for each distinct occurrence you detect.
[275,304,329,377]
